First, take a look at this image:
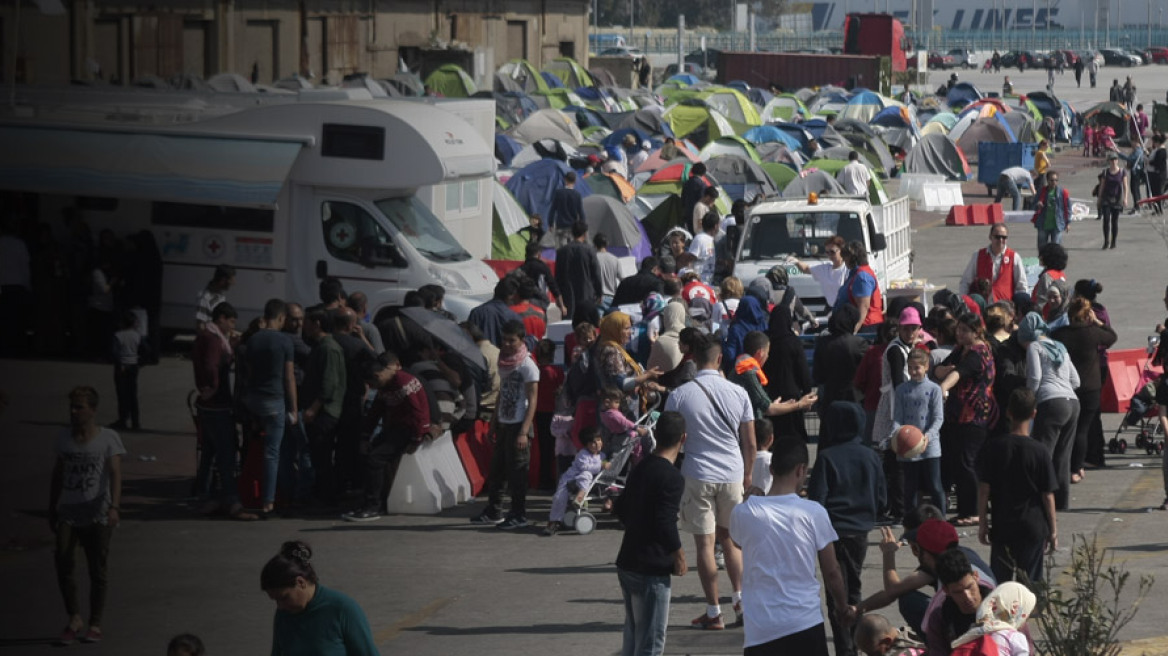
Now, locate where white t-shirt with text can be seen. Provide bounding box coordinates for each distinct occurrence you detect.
[496,358,540,425]
[55,428,127,526]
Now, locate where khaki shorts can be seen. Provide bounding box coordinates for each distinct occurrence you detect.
[678,477,744,535]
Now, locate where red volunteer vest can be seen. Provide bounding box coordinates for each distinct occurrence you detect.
[975,247,1018,303]
[847,264,884,327]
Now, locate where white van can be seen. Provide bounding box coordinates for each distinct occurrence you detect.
[732,195,912,316]
[0,97,499,329]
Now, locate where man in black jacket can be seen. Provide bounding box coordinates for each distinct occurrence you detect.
[615,411,688,656]
[612,256,665,307]
[553,221,603,319]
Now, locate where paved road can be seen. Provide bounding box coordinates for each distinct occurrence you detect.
[4,61,1168,656]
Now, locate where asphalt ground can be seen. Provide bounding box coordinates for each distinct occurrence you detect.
[4,62,1168,656]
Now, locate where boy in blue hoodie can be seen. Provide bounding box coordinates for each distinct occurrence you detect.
[808,401,887,656]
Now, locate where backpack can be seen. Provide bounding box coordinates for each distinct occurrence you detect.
[950,634,1003,656]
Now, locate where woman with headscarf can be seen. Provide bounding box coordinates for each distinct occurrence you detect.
[950,582,1036,655]
[630,293,667,365]
[1052,298,1116,485]
[763,294,814,442]
[1018,312,1080,511]
[721,281,771,369]
[647,300,687,374]
[935,314,999,526]
[813,304,868,407]
[596,312,662,418]
[1041,278,1072,329]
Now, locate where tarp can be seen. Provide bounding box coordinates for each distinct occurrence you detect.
[945,81,983,109]
[492,182,532,260]
[904,132,971,180]
[424,63,476,98]
[699,136,761,163]
[544,57,594,88]
[705,155,778,201]
[584,171,636,203]
[503,159,592,220]
[0,127,301,208]
[510,108,586,146]
[782,169,846,197]
[743,125,804,151]
[661,103,735,148]
[956,115,1016,161]
[494,133,524,168]
[582,195,651,260]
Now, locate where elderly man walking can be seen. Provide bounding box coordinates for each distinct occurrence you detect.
[665,336,756,630]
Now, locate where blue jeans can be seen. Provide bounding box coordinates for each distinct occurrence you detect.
[279,414,314,504]
[902,456,945,514]
[1036,226,1063,251]
[995,175,1023,210]
[254,411,286,505]
[200,406,239,505]
[618,568,672,656]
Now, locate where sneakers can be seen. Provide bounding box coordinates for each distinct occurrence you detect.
[691,612,725,630]
[733,601,744,627]
[542,521,560,537]
[470,510,504,525]
[341,508,382,523]
[497,516,529,530]
[80,627,103,644]
[56,627,82,646]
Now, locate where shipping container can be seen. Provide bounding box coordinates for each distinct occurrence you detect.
[843,13,912,72]
[717,52,891,97]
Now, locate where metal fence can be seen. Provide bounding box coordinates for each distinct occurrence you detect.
[633,28,1168,57]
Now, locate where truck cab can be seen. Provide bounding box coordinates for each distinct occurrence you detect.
[732,195,911,317]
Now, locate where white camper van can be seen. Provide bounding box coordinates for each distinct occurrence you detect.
[0,97,499,330]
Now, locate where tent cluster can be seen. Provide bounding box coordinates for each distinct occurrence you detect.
[481,60,1077,260]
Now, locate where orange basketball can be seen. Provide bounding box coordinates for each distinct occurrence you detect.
[894,425,927,458]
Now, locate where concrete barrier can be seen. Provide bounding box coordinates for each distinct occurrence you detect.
[386,430,473,514]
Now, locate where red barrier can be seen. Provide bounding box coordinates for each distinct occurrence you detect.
[455,420,493,496]
[967,204,1003,226]
[1101,348,1163,414]
[946,206,971,226]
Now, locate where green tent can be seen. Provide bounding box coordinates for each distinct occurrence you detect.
[661,103,735,148]
[544,57,594,88]
[491,182,531,260]
[424,64,476,98]
[802,159,888,204]
[530,88,584,110]
[498,59,549,94]
[760,162,798,190]
[699,135,763,163]
[640,194,686,249]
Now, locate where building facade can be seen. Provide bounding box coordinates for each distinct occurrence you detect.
[2,0,589,87]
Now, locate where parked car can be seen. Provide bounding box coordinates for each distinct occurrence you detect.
[1144,46,1168,64]
[1078,50,1105,67]
[1000,50,1043,69]
[928,51,955,69]
[1057,50,1080,66]
[947,48,978,68]
[598,46,644,58]
[1100,48,1142,66]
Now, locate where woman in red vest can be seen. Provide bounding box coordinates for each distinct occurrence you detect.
[833,240,884,333]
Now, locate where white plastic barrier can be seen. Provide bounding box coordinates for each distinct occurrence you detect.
[899,173,946,203]
[385,431,472,515]
[1003,210,1032,224]
[920,182,963,211]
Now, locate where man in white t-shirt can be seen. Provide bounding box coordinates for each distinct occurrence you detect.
[791,235,848,305]
[687,211,720,284]
[665,338,756,630]
[50,386,126,645]
[837,151,872,196]
[692,186,720,235]
[730,435,853,655]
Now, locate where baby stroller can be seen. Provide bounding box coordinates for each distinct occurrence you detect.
[1109,359,1164,455]
[1089,126,1117,157]
[562,399,661,535]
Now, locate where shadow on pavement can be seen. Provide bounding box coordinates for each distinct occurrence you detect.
[405,621,622,636]
[506,564,618,576]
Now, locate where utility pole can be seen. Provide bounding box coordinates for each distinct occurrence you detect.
[677,14,685,72]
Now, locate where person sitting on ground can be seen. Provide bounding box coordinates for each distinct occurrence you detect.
[855,613,924,656]
[925,548,1014,656]
[950,582,1036,656]
[544,427,609,536]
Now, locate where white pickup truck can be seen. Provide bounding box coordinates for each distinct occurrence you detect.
[732,195,912,316]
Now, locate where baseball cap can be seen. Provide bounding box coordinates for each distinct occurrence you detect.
[898,307,922,327]
[913,518,959,554]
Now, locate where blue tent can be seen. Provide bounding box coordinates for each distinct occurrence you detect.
[945,81,983,109]
[494,133,524,168]
[602,127,655,149]
[563,105,610,129]
[746,88,775,107]
[841,90,887,122]
[743,125,803,151]
[766,123,818,158]
[870,105,912,128]
[540,71,565,88]
[666,73,700,86]
[504,159,592,221]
